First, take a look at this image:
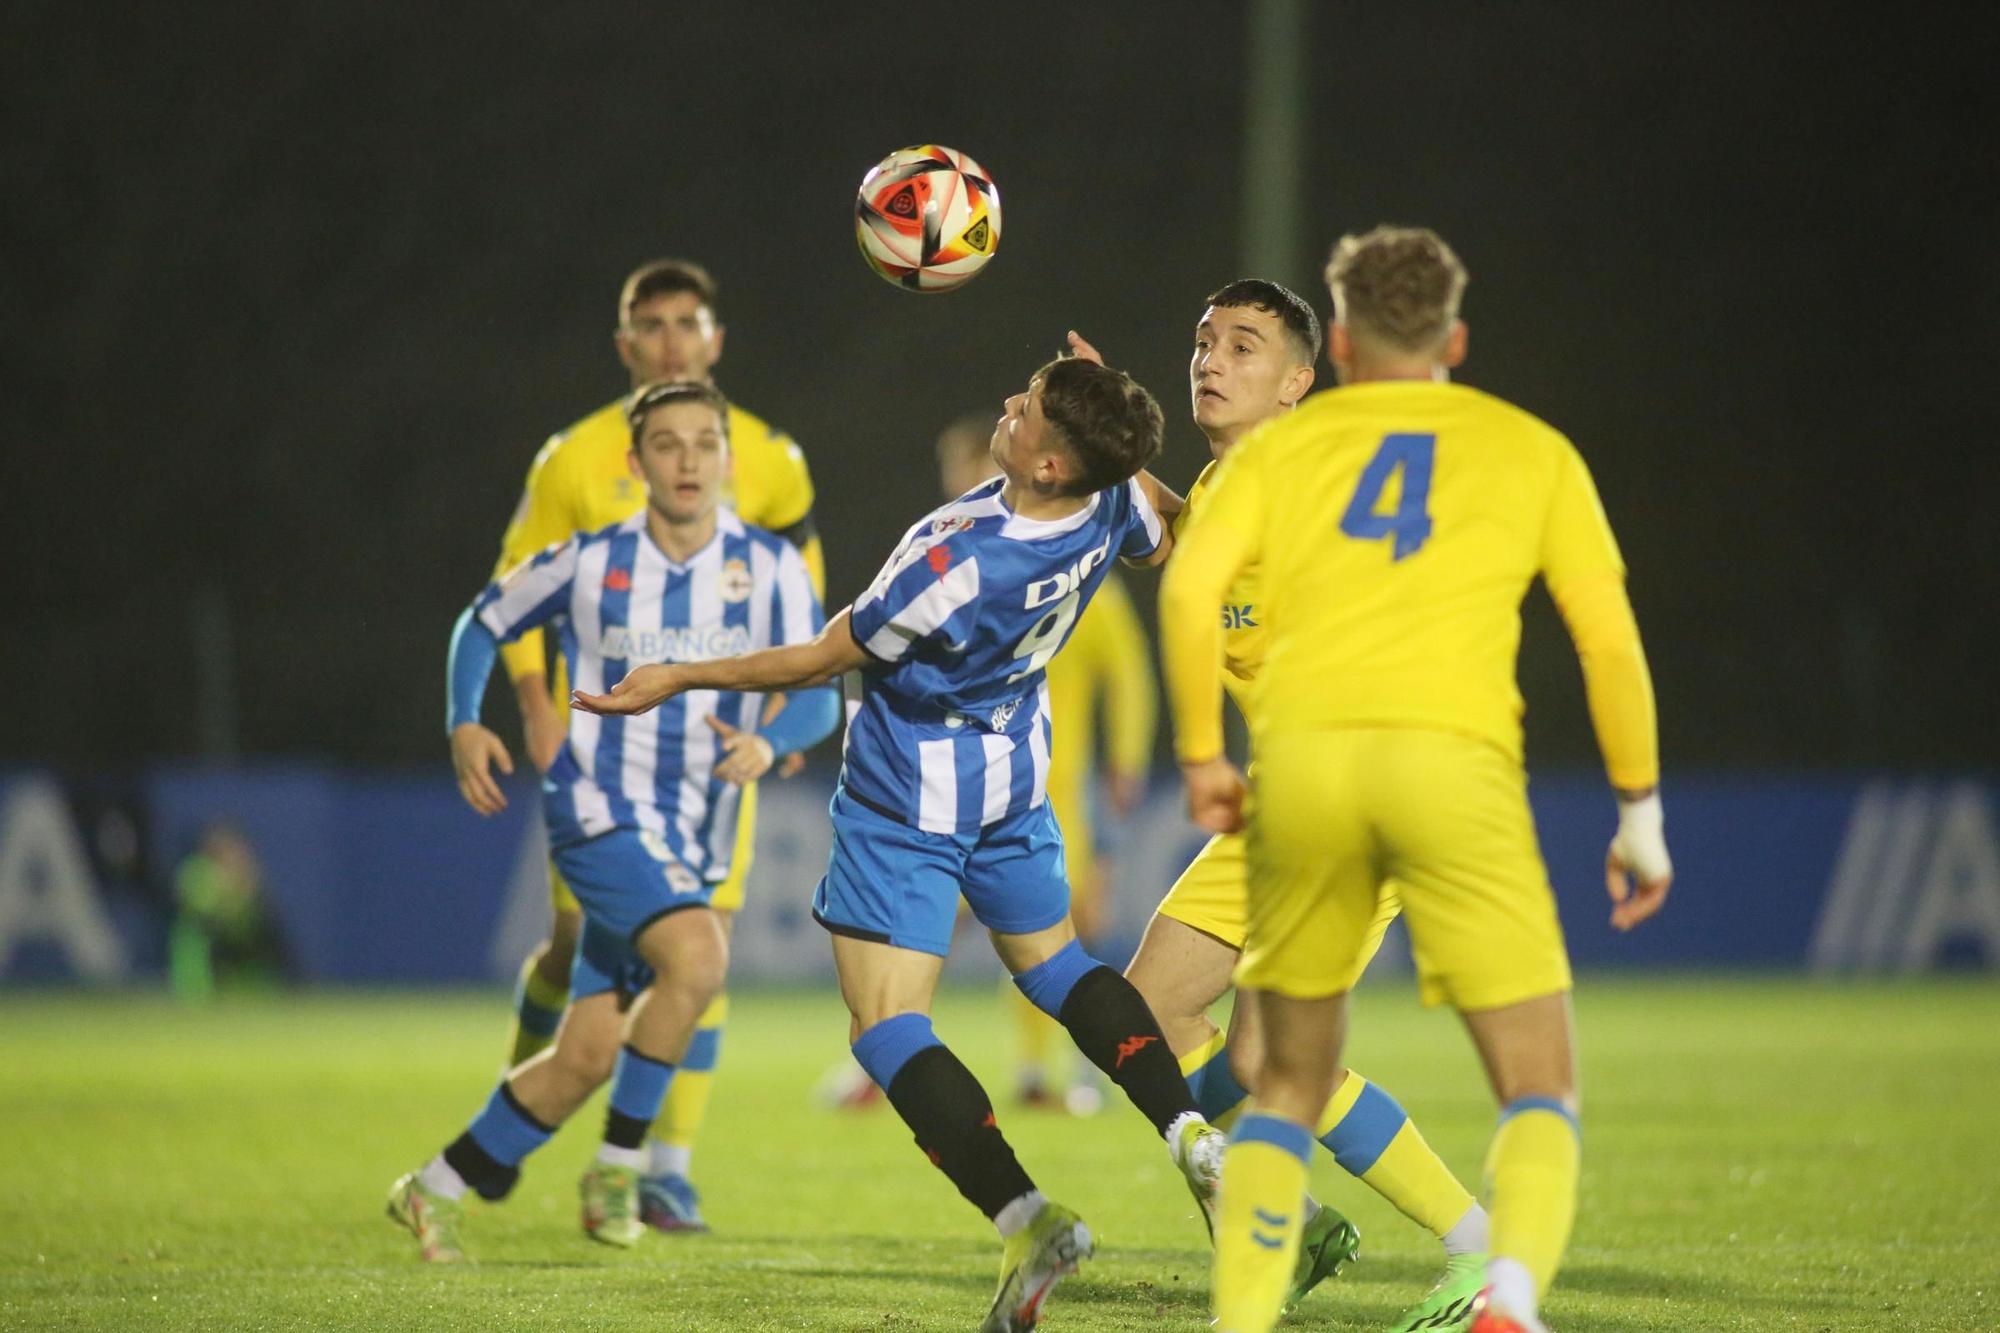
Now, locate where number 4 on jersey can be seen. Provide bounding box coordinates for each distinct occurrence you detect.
[1340,432,1436,561]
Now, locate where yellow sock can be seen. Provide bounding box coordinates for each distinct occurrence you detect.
[1180,1031,1251,1129]
[1006,980,1060,1086]
[1484,1099,1581,1297]
[507,955,568,1067]
[650,992,729,1168]
[1212,1111,1312,1333]
[1316,1069,1477,1239]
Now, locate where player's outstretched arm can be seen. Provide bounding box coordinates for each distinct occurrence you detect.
[572,607,871,717]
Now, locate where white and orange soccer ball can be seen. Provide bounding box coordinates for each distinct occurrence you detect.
[854,144,1002,293]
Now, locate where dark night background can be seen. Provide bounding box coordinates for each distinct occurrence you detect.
[4,3,1994,773]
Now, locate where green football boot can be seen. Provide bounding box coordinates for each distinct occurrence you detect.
[981,1200,1094,1333]
[578,1161,644,1248]
[385,1170,467,1263]
[1281,1202,1362,1313]
[1389,1252,1488,1332]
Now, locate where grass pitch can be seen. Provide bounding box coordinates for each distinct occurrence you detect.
[2,977,1995,1331]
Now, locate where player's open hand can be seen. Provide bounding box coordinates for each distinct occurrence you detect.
[707,714,776,786]
[450,722,513,816]
[571,664,685,717]
[1181,756,1247,834]
[1065,330,1105,365]
[1606,792,1673,931]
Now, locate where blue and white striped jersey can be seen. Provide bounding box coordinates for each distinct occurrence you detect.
[843,476,1164,834]
[475,508,823,878]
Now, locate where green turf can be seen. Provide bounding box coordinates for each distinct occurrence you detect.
[2,977,1995,1331]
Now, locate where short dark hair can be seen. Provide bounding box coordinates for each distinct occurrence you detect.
[619,259,719,323]
[1035,357,1164,496]
[1204,278,1322,364]
[627,380,730,448]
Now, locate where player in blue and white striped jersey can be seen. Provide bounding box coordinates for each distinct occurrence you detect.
[574,354,1229,1332]
[387,382,840,1264]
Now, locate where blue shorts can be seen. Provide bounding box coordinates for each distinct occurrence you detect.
[553,827,714,999]
[811,790,1071,957]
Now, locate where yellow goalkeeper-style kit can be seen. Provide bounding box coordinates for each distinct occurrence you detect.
[496,394,823,916]
[1162,379,1656,1009]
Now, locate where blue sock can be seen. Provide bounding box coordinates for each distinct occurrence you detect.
[1186,1042,1251,1124]
[681,1024,722,1075]
[851,1012,944,1089]
[603,1044,676,1150]
[444,1082,554,1199]
[1011,939,1101,1019]
[1320,1079,1409,1175]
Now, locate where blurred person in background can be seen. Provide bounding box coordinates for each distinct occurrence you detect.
[491,259,824,1233]
[170,823,290,1000]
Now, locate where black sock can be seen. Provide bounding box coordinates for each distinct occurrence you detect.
[882,1045,1037,1219]
[603,1109,649,1151]
[1058,966,1198,1136]
[442,1132,520,1202]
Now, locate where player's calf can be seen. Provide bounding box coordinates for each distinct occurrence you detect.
[1014,939,1200,1137]
[853,1012,1041,1221]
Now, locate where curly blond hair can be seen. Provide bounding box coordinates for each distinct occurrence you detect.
[1325,226,1467,353]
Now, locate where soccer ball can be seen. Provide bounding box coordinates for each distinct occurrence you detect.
[854,144,1002,293]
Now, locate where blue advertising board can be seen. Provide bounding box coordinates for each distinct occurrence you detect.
[2,766,1995,985]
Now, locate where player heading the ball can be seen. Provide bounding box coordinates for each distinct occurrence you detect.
[576,354,1232,1333]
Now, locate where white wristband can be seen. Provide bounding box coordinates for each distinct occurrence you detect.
[1611,792,1672,883]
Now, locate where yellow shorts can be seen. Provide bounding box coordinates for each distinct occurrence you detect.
[1236,727,1571,1011]
[1156,828,1402,995]
[549,781,758,918]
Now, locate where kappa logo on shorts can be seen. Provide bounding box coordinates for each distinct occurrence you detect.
[664,862,700,894]
[718,558,753,604]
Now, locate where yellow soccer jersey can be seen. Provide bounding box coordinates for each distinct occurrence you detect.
[1174,460,1265,716]
[1044,572,1157,849]
[1164,380,1656,789]
[496,395,822,683]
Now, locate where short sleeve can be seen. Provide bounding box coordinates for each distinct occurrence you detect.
[850,530,983,664]
[1118,476,1166,561]
[769,541,825,647]
[475,539,579,642]
[1539,442,1627,594]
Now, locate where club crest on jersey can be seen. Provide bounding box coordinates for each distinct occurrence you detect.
[930,515,975,538]
[718,558,753,604]
[1025,540,1110,609]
